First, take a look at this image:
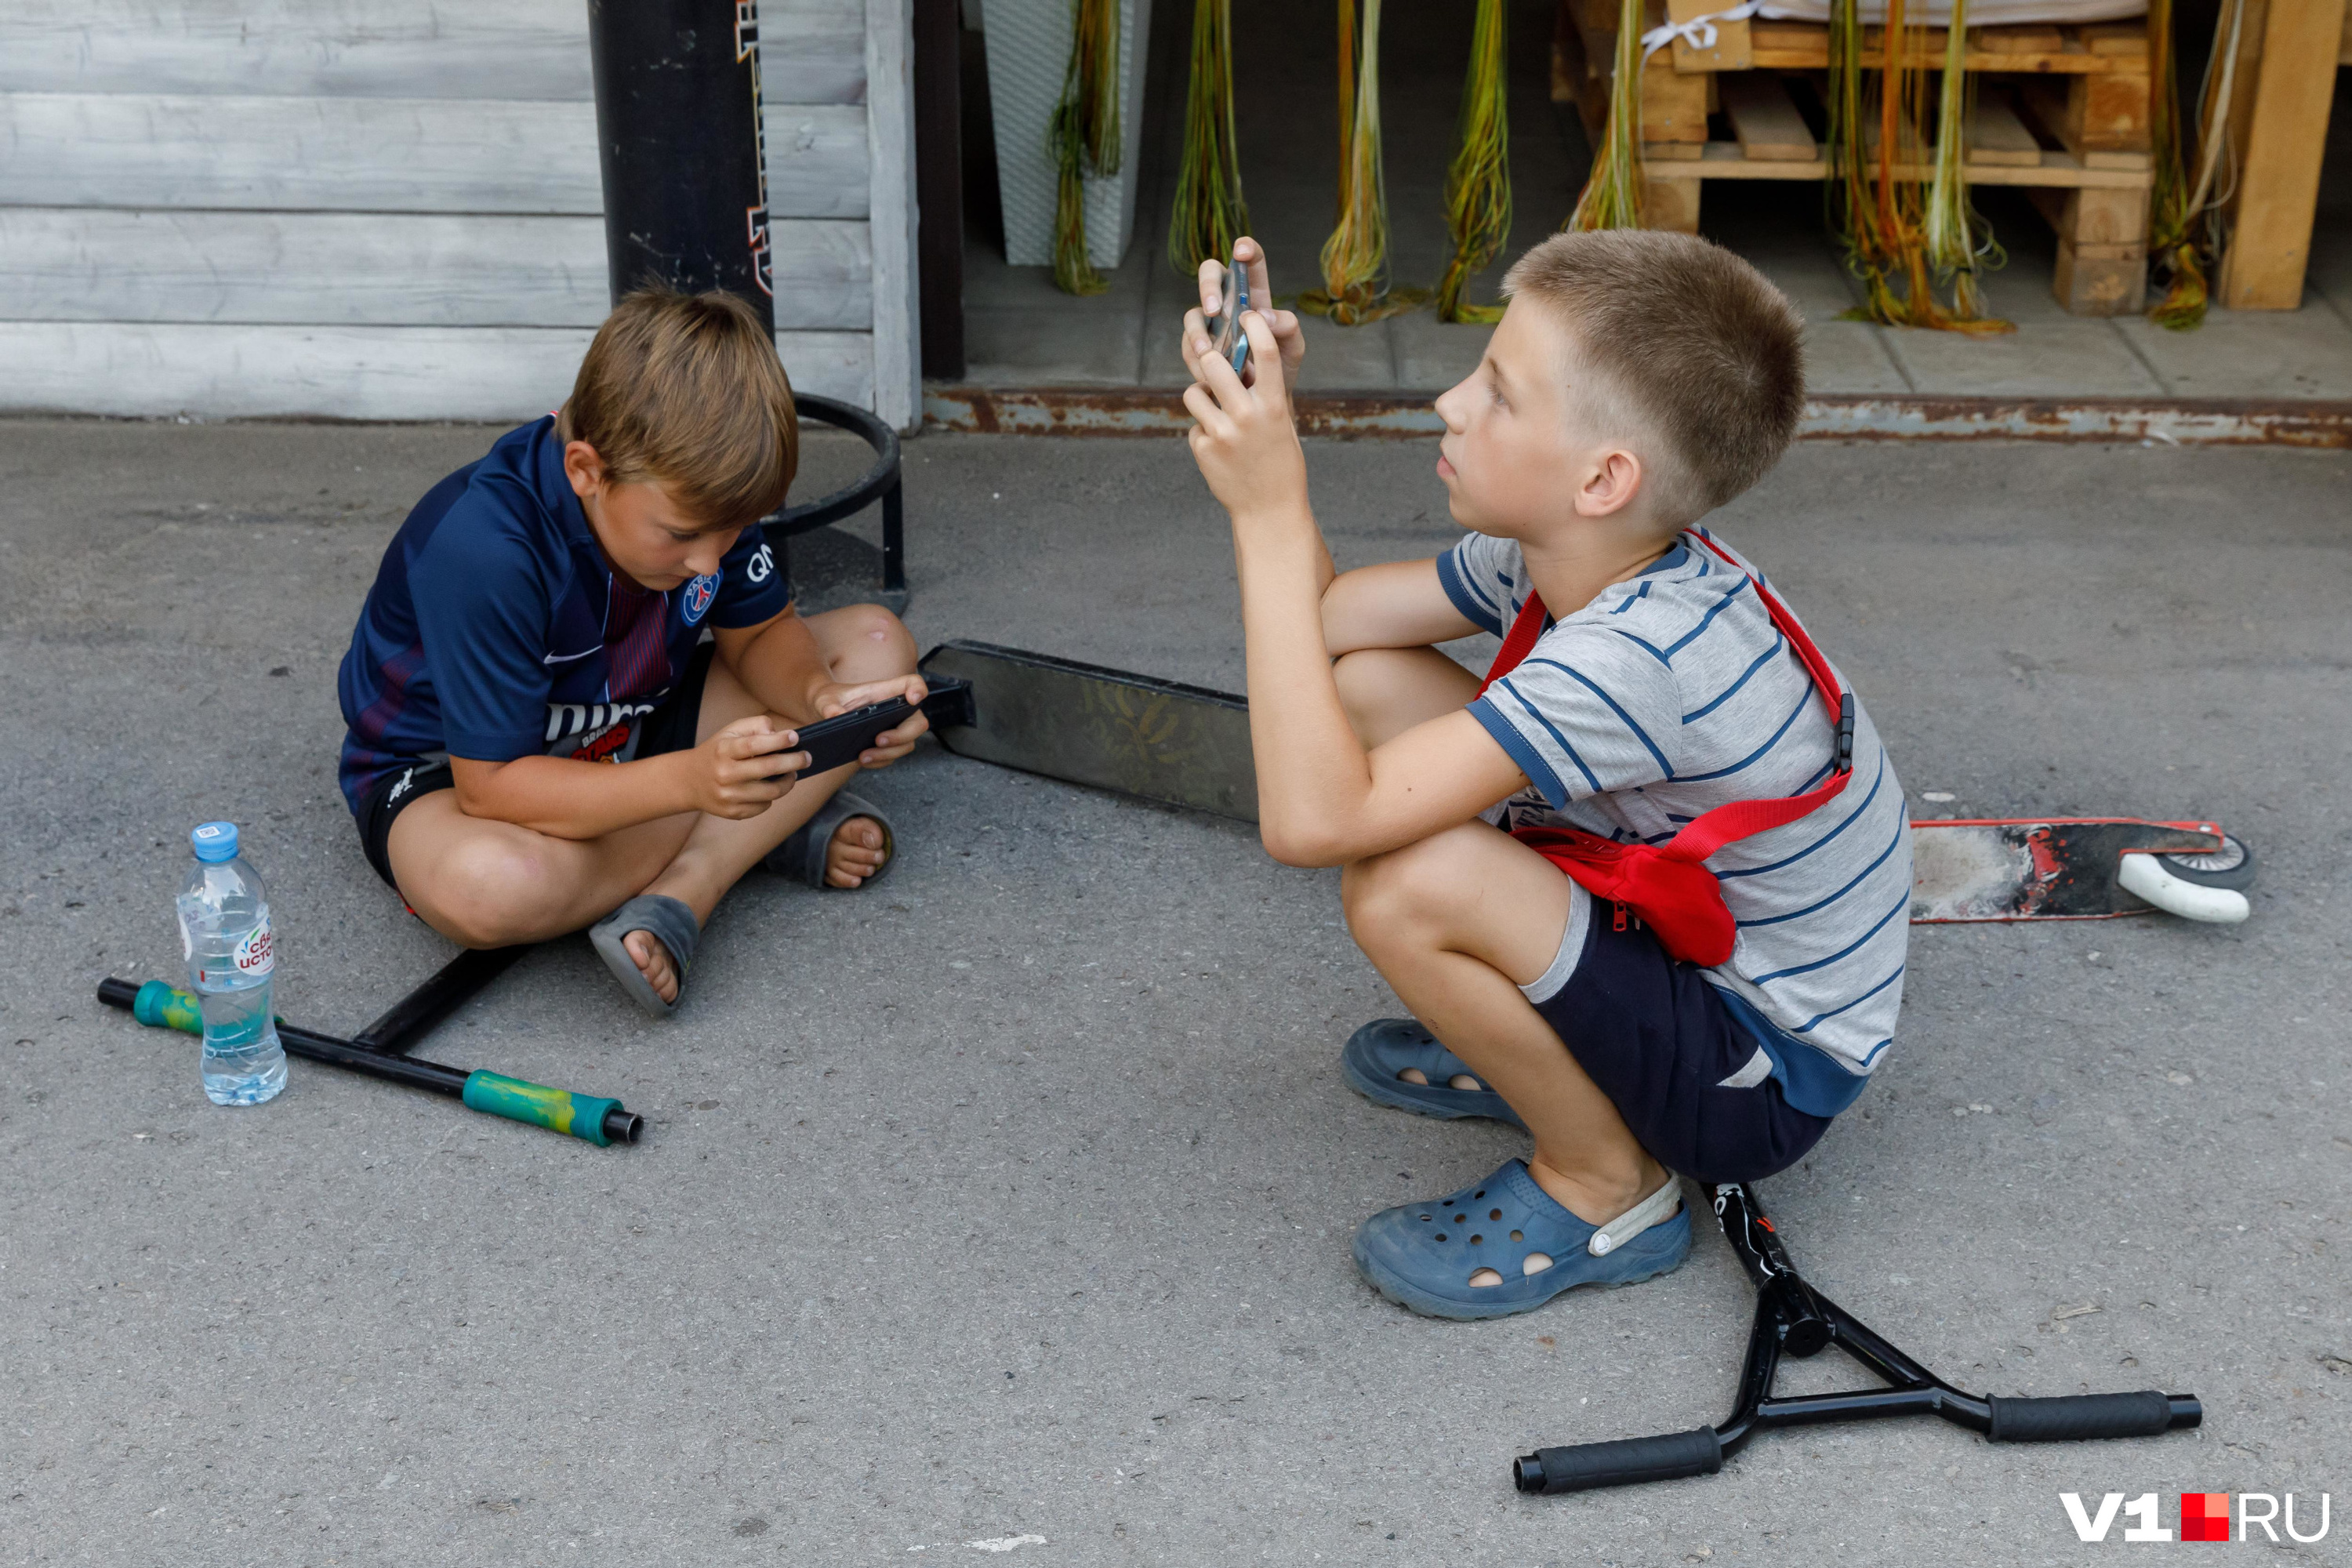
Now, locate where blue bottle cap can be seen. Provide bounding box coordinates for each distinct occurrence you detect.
[191,822,240,862]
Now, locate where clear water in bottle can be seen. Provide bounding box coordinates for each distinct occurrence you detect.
[176,821,287,1106]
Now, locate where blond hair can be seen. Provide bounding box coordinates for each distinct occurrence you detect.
[557,288,798,527]
[1502,231,1804,521]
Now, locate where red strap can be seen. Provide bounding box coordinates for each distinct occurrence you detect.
[1478,533,1854,863]
[1475,590,1552,700]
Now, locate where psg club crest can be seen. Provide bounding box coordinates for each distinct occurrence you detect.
[682,572,720,625]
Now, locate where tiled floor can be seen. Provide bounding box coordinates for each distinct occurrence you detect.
[958,0,2352,401]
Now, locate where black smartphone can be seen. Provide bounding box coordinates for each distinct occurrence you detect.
[1207,256,1254,379]
[787,698,914,775]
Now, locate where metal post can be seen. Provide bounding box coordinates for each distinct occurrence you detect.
[587,0,775,327]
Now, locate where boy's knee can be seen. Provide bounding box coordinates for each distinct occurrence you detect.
[1342,831,1471,946]
[428,839,558,948]
[828,602,917,675]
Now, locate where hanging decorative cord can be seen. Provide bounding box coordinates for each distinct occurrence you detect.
[1049,0,1123,296]
[2147,0,2249,329]
[1300,0,1427,324]
[1436,0,1512,321]
[1563,2,1762,234]
[1921,0,2009,328]
[1565,0,1646,230]
[1827,0,2005,335]
[1167,0,1250,277]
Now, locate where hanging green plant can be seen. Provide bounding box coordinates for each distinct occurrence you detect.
[1300,0,1427,324]
[1436,0,1512,322]
[1827,0,2006,334]
[1049,0,1123,296]
[1566,0,1644,230]
[2143,0,2204,327]
[1168,0,1250,277]
[1922,0,2009,328]
[2147,0,2250,330]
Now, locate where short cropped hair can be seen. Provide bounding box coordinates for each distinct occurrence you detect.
[557,288,797,527]
[1501,231,1804,521]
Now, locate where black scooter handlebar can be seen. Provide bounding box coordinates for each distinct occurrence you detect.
[1513,1427,1724,1494]
[1986,1392,2200,1443]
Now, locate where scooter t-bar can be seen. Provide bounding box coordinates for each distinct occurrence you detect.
[1513,1183,2200,1494]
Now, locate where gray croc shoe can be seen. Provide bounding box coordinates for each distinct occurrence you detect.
[589,894,699,1018]
[765,789,895,890]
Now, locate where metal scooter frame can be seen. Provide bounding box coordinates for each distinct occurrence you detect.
[1514,1184,2201,1494]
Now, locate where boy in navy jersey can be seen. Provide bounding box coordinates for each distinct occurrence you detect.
[1181,234,1910,1319]
[338,289,927,1016]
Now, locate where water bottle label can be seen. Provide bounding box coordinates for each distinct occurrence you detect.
[234,915,275,978]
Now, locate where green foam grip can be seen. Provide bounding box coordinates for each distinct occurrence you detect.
[133,979,205,1035]
[460,1070,620,1145]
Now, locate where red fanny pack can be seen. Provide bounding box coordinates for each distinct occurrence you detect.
[1482,535,1855,967]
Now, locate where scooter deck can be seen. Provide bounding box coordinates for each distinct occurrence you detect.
[919,641,1256,822]
[1909,818,2226,922]
[916,644,2232,924]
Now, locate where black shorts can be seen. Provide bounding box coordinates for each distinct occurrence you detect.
[354,643,717,890]
[1529,898,1835,1186]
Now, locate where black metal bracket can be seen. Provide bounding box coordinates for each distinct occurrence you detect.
[764,393,906,613]
[1512,1183,2201,1494]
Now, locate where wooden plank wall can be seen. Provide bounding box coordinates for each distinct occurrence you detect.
[0,0,921,427]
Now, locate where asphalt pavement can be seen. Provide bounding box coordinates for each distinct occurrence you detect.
[1,419,2346,1566]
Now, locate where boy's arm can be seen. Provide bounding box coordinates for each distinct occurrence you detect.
[449,726,805,840]
[713,604,930,765]
[1321,558,1483,657]
[1186,318,1526,867]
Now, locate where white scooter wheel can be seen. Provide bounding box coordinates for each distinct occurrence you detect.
[2118,851,2252,924]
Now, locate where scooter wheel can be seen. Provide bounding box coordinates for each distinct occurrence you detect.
[2155,833,2255,891]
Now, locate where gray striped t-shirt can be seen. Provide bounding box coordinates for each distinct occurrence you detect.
[1440,526,1911,1110]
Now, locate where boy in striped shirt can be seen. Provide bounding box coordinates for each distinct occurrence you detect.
[1180,232,1910,1319]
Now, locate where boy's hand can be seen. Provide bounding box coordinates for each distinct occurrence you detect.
[690,714,809,818]
[1185,313,1308,523]
[811,673,931,768]
[1183,236,1304,390]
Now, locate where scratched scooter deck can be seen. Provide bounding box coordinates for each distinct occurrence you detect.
[1909,818,2229,922]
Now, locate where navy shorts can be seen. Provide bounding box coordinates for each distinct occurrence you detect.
[354,643,717,889]
[1529,898,1833,1186]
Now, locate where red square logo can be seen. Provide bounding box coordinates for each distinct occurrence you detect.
[2182,1492,2231,1541]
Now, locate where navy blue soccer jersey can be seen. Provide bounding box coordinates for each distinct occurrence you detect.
[336,417,793,815]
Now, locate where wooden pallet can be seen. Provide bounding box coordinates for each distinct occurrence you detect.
[1552,2,2158,314]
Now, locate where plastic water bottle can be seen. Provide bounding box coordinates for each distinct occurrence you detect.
[176,822,286,1105]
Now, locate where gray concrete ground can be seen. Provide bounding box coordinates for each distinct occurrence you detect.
[2,420,2348,1567]
[961,0,2352,402]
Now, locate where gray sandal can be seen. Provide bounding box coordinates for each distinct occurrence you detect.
[764,789,895,890]
[589,894,699,1018]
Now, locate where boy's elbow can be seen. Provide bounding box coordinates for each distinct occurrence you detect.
[1259,820,1349,869]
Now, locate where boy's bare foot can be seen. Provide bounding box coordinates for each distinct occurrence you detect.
[826,815,890,887]
[621,929,682,1005]
[612,816,891,1001]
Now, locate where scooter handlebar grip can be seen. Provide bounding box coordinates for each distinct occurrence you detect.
[459,1070,625,1146]
[1514,1427,1723,1494]
[1986,1391,2192,1442]
[131,979,205,1035]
